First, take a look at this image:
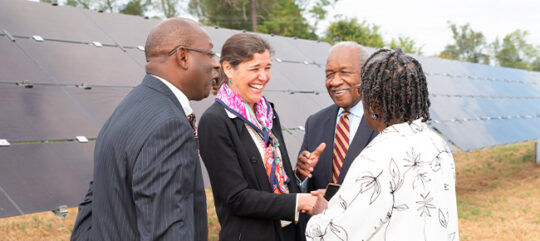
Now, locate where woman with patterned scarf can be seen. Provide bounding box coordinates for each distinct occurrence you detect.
[198,33,317,241]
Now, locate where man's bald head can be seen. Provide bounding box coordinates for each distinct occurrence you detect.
[144,18,202,60]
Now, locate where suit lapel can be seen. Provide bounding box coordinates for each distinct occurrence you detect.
[337,115,375,184]
[321,106,339,185]
[141,75,184,114]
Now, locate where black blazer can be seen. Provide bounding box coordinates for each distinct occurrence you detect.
[300,104,377,191]
[71,75,207,241]
[199,101,305,241]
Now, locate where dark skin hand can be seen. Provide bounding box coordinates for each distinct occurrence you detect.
[296,143,326,180]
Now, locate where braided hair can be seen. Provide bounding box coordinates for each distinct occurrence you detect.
[361,48,430,126]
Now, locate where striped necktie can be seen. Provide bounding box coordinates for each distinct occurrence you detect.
[332,110,350,183]
[187,113,198,138]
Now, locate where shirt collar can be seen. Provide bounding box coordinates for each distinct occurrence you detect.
[338,101,363,117]
[151,74,192,117]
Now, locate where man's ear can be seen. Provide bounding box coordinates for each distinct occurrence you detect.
[222,61,233,79]
[175,47,189,69]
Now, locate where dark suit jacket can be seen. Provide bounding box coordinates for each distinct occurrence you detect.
[71,75,207,241]
[198,101,305,241]
[300,104,377,191]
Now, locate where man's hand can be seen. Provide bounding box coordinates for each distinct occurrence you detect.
[296,143,326,181]
[311,193,328,216]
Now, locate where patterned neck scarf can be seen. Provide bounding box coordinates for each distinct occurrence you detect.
[216,84,290,194]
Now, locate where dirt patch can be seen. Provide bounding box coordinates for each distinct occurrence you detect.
[454,142,540,241]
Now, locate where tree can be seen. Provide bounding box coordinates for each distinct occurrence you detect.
[98,0,118,12]
[324,17,384,48]
[189,0,274,31]
[188,0,337,38]
[493,30,538,70]
[155,0,181,18]
[303,0,337,31]
[257,0,316,39]
[66,0,92,9]
[64,0,118,12]
[389,36,423,55]
[438,22,488,64]
[120,0,148,16]
[530,57,540,71]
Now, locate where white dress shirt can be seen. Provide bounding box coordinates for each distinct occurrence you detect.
[152,74,192,117]
[306,120,459,241]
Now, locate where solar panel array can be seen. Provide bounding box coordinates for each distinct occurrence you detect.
[1,0,539,218]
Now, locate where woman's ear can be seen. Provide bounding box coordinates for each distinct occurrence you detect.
[222,61,233,80]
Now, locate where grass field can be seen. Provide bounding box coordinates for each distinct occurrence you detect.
[1,141,539,241]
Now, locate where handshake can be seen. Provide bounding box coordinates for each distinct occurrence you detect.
[298,189,328,216]
[295,142,329,216]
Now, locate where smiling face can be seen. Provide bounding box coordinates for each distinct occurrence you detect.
[223,50,271,109]
[325,46,363,110]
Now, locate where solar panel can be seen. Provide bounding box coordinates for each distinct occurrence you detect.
[256,32,314,62]
[285,38,331,65]
[0,0,113,44]
[125,48,146,68]
[265,91,326,128]
[81,9,160,47]
[0,36,52,83]
[66,87,132,124]
[431,118,540,151]
[272,62,327,91]
[0,85,101,141]
[0,142,94,217]
[15,38,143,86]
[201,26,237,53]
[0,188,21,217]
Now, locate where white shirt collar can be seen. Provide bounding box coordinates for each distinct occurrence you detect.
[338,100,363,117]
[151,74,192,117]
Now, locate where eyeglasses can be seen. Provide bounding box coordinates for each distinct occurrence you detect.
[168,45,218,60]
[325,70,358,81]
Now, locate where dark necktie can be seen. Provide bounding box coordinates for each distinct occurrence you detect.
[187,113,198,138]
[332,110,350,183]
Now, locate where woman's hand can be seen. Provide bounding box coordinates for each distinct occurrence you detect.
[298,194,317,215]
[311,194,328,215]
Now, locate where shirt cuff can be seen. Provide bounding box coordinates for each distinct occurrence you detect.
[295,172,309,193]
[294,194,299,223]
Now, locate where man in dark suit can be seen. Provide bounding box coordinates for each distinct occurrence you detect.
[70,18,220,241]
[295,42,377,193]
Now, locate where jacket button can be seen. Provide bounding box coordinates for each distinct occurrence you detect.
[250,156,257,163]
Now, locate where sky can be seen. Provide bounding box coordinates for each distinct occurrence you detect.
[317,0,540,56]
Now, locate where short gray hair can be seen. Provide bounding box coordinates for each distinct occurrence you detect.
[329,41,370,67]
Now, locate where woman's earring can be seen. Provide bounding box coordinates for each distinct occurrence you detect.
[229,79,233,85]
[369,107,378,120]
